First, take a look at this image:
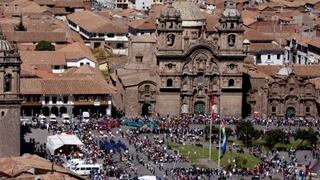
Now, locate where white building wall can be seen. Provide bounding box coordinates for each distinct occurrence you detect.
[66,58,96,68]
[255,53,284,65]
[135,0,152,10]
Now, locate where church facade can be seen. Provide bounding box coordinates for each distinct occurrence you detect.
[0,33,21,157]
[117,1,248,118]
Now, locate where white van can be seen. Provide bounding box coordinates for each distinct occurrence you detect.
[68,160,102,176]
[62,114,71,124]
[49,114,57,124]
[82,112,90,123]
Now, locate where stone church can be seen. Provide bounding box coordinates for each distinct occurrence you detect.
[117,1,248,117]
[0,33,21,157]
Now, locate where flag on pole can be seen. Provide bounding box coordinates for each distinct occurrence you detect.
[220,120,227,157]
[210,94,215,121]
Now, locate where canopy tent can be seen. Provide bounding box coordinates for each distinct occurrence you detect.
[138,176,157,180]
[47,133,83,155]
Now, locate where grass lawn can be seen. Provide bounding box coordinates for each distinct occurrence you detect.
[169,143,261,169]
[274,140,309,149]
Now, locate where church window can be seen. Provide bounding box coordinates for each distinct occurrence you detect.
[228,34,236,47]
[230,23,234,29]
[197,73,204,85]
[229,63,235,70]
[169,22,173,29]
[228,79,234,87]
[167,63,173,70]
[4,73,12,92]
[167,34,175,46]
[272,106,276,112]
[306,107,310,113]
[167,79,173,87]
[144,85,150,92]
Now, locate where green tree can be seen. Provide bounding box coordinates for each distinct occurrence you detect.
[294,128,318,147]
[35,40,55,51]
[236,121,260,147]
[264,129,289,149]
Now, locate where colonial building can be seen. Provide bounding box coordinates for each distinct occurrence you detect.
[246,64,320,118]
[117,1,247,118]
[0,33,21,158]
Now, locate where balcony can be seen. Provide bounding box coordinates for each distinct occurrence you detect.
[73,100,108,106]
[22,101,42,106]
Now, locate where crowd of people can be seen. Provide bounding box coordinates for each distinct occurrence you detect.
[20,114,320,179]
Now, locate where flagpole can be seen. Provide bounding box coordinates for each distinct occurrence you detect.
[218,117,221,176]
[209,113,212,161]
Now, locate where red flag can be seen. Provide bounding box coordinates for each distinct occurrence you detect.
[210,94,215,121]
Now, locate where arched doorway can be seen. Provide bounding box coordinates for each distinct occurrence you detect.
[286,107,295,118]
[194,102,205,115]
[51,106,59,116]
[42,107,50,116]
[141,103,151,116]
[60,106,67,115]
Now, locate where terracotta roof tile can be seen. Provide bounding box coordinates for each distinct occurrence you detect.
[20,51,66,65]
[57,42,97,62]
[67,11,128,33]
[4,31,67,43]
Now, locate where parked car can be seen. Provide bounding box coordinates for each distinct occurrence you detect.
[62,114,71,124]
[49,114,57,124]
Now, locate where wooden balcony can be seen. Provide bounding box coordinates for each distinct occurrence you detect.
[73,100,108,106]
[22,101,42,106]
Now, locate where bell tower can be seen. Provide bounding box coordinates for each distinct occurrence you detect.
[156,0,183,55]
[0,32,22,158]
[217,1,244,56]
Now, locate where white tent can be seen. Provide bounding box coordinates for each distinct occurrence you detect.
[47,133,83,155]
[138,176,157,180]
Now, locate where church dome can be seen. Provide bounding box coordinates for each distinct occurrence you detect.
[172,1,205,21]
[0,39,13,52]
[277,67,292,76]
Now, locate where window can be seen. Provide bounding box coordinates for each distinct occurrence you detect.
[289,87,294,92]
[4,73,12,92]
[167,63,173,70]
[167,79,173,87]
[167,34,175,46]
[272,106,276,112]
[277,54,281,59]
[80,62,84,66]
[267,54,271,59]
[54,65,60,70]
[1,111,4,116]
[228,34,236,47]
[306,107,310,113]
[256,55,261,64]
[197,73,204,85]
[136,55,143,62]
[45,97,50,103]
[86,63,90,65]
[116,43,124,48]
[228,79,235,87]
[144,85,150,92]
[63,96,68,104]
[107,33,115,37]
[230,23,234,29]
[52,97,57,104]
